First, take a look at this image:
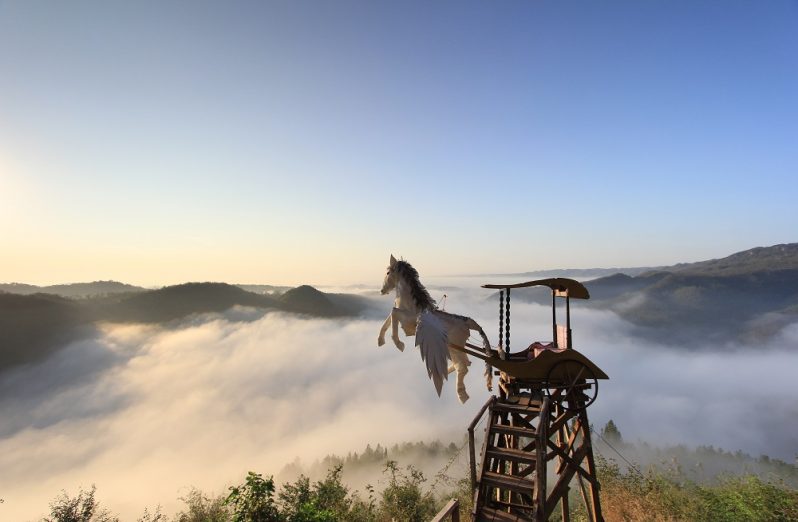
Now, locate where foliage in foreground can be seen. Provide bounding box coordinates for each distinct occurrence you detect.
[42,440,798,522]
[590,454,798,522]
[42,460,454,522]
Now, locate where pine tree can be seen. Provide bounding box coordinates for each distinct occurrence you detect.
[601,419,623,445]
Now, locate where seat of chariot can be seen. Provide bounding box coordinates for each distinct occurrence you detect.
[456,276,607,394]
[461,343,608,381]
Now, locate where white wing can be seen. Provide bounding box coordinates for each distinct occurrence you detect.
[415,311,450,396]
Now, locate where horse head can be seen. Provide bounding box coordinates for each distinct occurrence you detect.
[381,254,399,295]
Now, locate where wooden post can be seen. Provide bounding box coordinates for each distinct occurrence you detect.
[557,412,570,522]
[579,408,604,522]
[535,396,550,521]
[551,290,557,346]
[431,498,460,522]
[566,295,572,349]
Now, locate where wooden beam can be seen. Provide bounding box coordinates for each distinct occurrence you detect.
[431,498,460,522]
[534,397,550,521]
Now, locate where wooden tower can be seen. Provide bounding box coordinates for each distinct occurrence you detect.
[464,279,607,522]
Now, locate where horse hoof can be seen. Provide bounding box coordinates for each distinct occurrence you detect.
[377,337,385,347]
[458,392,470,404]
[396,341,405,352]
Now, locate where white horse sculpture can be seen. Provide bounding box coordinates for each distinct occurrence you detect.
[377,255,492,403]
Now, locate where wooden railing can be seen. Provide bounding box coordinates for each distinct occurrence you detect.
[431,498,460,522]
[468,395,495,491]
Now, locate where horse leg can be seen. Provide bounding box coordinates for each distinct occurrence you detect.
[449,344,471,403]
[390,307,411,352]
[377,314,391,346]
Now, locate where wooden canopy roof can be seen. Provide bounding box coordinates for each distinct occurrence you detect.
[482,277,590,299]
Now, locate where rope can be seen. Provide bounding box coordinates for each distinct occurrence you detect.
[429,412,489,491]
[590,425,645,478]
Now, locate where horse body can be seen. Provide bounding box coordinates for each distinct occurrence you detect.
[378,255,491,403]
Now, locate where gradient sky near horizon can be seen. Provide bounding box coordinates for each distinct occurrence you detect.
[1,1,796,286]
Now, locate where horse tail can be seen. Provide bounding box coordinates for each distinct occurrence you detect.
[416,310,451,396]
[466,318,494,392]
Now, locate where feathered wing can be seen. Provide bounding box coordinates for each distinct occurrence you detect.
[415,311,451,396]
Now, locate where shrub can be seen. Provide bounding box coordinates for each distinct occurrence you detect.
[173,488,229,522]
[279,465,376,522]
[44,485,118,522]
[378,461,436,522]
[225,472,280,522]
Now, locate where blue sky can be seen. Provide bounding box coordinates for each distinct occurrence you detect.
[1,1,796,285]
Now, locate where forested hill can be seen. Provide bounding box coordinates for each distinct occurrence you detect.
[0,282,372,372]
[586,243,798,345]
[0,280,146,297]
[503,243,798,346]
[664,243,798,276]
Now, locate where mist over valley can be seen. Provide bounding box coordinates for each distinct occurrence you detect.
[1,244,797,519]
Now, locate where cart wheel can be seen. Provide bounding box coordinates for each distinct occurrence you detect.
[545,359,598,412]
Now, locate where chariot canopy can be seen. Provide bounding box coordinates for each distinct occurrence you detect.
[482,278,590,299]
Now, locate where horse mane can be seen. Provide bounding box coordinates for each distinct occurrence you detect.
[395,260,436,311]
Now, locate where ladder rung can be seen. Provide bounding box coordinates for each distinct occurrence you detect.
[486,447,537,465]
[490,424,537,438]
[492,401,543,415]
[487,498,536,511]
[481,471,535,494]
[477,505,530,521]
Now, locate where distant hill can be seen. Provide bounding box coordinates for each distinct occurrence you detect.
[0,292,88,370]
[236,284,293,295]
[583,243,798,345]
[279,285,342,317]
[489,266,660,279]
[664,243,798,276]
[0,282,372,372]
[0,280,146,298]
[95,282,281,323]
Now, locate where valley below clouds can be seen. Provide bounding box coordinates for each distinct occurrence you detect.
[1,286,797,520]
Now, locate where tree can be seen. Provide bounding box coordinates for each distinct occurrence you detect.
[601,419,623,445]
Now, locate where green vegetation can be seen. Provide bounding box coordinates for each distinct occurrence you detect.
[225,472,280,522]
[40,438,798,522]
[43,485,118,522]
[41,460,456,522]
[593,455,798,521]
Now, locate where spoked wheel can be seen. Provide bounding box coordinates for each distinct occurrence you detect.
[545,359,598,412]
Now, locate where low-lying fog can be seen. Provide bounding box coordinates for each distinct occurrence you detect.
[1,284,796,520]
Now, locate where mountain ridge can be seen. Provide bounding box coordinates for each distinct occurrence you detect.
[0,282,372,372]
[583,243,798,345]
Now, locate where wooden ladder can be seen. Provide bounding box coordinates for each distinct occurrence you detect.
[473,395,549,521]
[471,392,604,522]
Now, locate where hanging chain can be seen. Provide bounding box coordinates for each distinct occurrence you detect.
[505,288,511,353]
[498,290,504,350]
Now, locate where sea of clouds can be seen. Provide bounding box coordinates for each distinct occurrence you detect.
[1,283,796,520]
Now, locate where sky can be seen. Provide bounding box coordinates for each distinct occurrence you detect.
[1,1,796,286]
